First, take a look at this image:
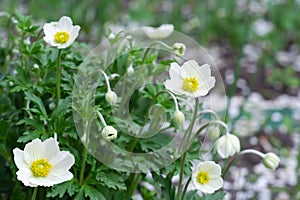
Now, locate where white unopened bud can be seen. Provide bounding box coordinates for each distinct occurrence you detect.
[105,90,117,106]
[173,110,185,127]
[33,64,39,70]
[207,126,221,141]
[24,37,31,45]
[127,64,134,76]
[173,43,186,57]
[49,102,56,110]
[215,133,240,158]
[108,32,115,40]
[9,81,14,86]
[101,126,118,141]
[263,152,280,170]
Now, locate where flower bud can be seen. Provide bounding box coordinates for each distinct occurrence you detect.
[33,64,39,70]
[49,102,56,110]
[108,32,115,40]
[263,152,280,170]
[173,43,186,57]
[127,64,134,76]
[207,126,221,141]
[101,126,118,141]
[215,133,240,158]
[105,90,117,106]
[173,110,185,127]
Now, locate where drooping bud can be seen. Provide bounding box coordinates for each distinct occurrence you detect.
[101,126,118,141]
[105,90,117,106]
[173,110,185,127]
[215,133,240,158]
[173,43,186,57]
[207,126,221,141]
[263,152,280,170]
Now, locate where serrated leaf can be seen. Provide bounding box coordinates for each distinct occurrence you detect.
[47,180,80,198]
[17,130,41,143]
[84,185,106,200]
[95,171,127,191]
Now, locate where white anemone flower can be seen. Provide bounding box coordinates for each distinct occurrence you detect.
[143,24,174,39]
[192,161,223,194]
[215,133,241,158]
[164,60,216,98]
[13,137,75,187]
[43,16,80,49]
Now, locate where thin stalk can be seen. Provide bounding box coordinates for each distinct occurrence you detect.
[175,98,199,200]
[181,177,191,200]
[31,187,38,200]
[56,49,62,101]
[79,118,91,185]
[127,173,141,197]
[142,41,172,64]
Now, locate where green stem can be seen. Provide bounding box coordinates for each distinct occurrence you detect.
[127,90,176,152]
[175,98,199,200]
[31,187,38,200]
[56,49,62,101]
[142,41,172,64]
[181,177,191,200]
[127,173,141,197]
[79,118,91,185]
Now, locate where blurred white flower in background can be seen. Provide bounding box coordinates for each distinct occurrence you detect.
[252,19,274,37]
[43,16,80,49]
[13,137,74,187]
[143,24,174,39]
[164,60,216,98]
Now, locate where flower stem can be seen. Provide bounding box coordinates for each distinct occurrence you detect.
[31,187,38,200]
[79,119,91,185]
[142,41,172,64]
[181,177,191,200]
[56,49,62,101]
[175,98,199,200]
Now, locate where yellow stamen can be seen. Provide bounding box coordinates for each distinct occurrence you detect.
[197,171,210,184]
[54,31,70,44]
[31,158,52,177]
[182,77,199,93]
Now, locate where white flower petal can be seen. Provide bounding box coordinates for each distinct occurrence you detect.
[43,138,60,160]
[143,24,174,39]
[43,23,57,36]
[169,62,182,80]
[24,138,45,164]
[50,151,75,172]
[16,169,37,187]
[13,148,28,168]
[57,16,73,32]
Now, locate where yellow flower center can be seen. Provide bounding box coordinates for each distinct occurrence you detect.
[54,31,70,44]
[182,77,199,93]
[197,171,210,184]
[31,158,52,177]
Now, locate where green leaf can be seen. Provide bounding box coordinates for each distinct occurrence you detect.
[17,130,41,143]
[25,92,48,119]
[95,171,127,191]
[47,180,80,198]
[84,185,106,200]
[203,191,226,200]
